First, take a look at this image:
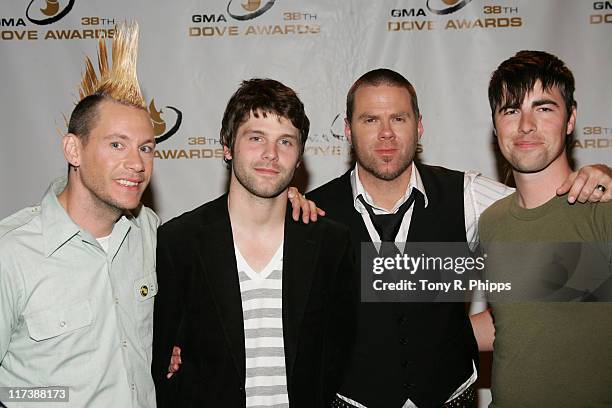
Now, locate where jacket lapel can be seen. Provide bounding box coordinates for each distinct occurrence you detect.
[282,208,319,382]
[339,170,372,245]
[196,195,246,382]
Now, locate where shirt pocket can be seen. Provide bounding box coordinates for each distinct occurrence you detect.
[25,299,92,341]
[23,299,95,384]
[133,271,158,351]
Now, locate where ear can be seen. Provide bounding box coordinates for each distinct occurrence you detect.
[566,105,577,135]
[62,133,82,167]
[344,117,352,145]
[223,145,232,161]
[416,114,424,141]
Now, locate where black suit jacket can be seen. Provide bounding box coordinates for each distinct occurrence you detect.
[152,194,357,407]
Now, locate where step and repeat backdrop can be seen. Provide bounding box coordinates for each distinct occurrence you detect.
[1,0,610,221]
[1,0,611,405]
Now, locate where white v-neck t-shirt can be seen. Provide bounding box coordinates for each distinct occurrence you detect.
[235,243,289,408]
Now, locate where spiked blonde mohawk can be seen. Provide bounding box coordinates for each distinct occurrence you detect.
[78,21,145,108]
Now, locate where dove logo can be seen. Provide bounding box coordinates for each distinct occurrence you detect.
[26,0,75,25]
[426,0,472,15]
[227,0,276,21]
[148,99,183,144]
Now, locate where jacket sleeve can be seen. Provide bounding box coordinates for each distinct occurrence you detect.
[152,227,187,407]
[320,225,359,404]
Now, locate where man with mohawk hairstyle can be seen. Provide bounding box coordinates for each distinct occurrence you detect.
[0,22,160,407]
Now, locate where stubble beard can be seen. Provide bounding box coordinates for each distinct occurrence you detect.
[509,155,548,174]
[79,169,140,215]
[232,161,294,199]
[352,137,415,182]
[507,142,566,175]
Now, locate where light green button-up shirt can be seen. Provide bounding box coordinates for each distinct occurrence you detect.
[0,177,159,407]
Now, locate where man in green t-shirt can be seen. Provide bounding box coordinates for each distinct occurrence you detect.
[476,51,612,406]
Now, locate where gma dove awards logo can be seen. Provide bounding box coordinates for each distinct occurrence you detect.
[2,0,117,41]
[389,0,522,32]
[426,0,472,15]
[148,99,182,144]
[189,0,319,38]
[26,0,75,25]
[227,0,276,21]
[148,99,225,160]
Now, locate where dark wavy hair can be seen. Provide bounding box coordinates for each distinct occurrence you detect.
[488,50,576,121]
[220,78,309,167]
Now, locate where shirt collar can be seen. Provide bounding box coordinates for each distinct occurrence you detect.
[41,176,139,257]
[350,163,429,214]
[41,177,81,257]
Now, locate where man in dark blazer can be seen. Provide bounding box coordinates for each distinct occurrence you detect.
[152,79,356,408]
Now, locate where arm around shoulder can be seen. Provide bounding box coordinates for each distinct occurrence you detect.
[470,309,495,352]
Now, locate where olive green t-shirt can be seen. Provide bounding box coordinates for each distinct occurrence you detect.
[479,194,612,407]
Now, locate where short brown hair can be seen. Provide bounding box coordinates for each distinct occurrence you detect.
[220,78,309,166]
[346,68,420,123]
[67,94,146,143]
